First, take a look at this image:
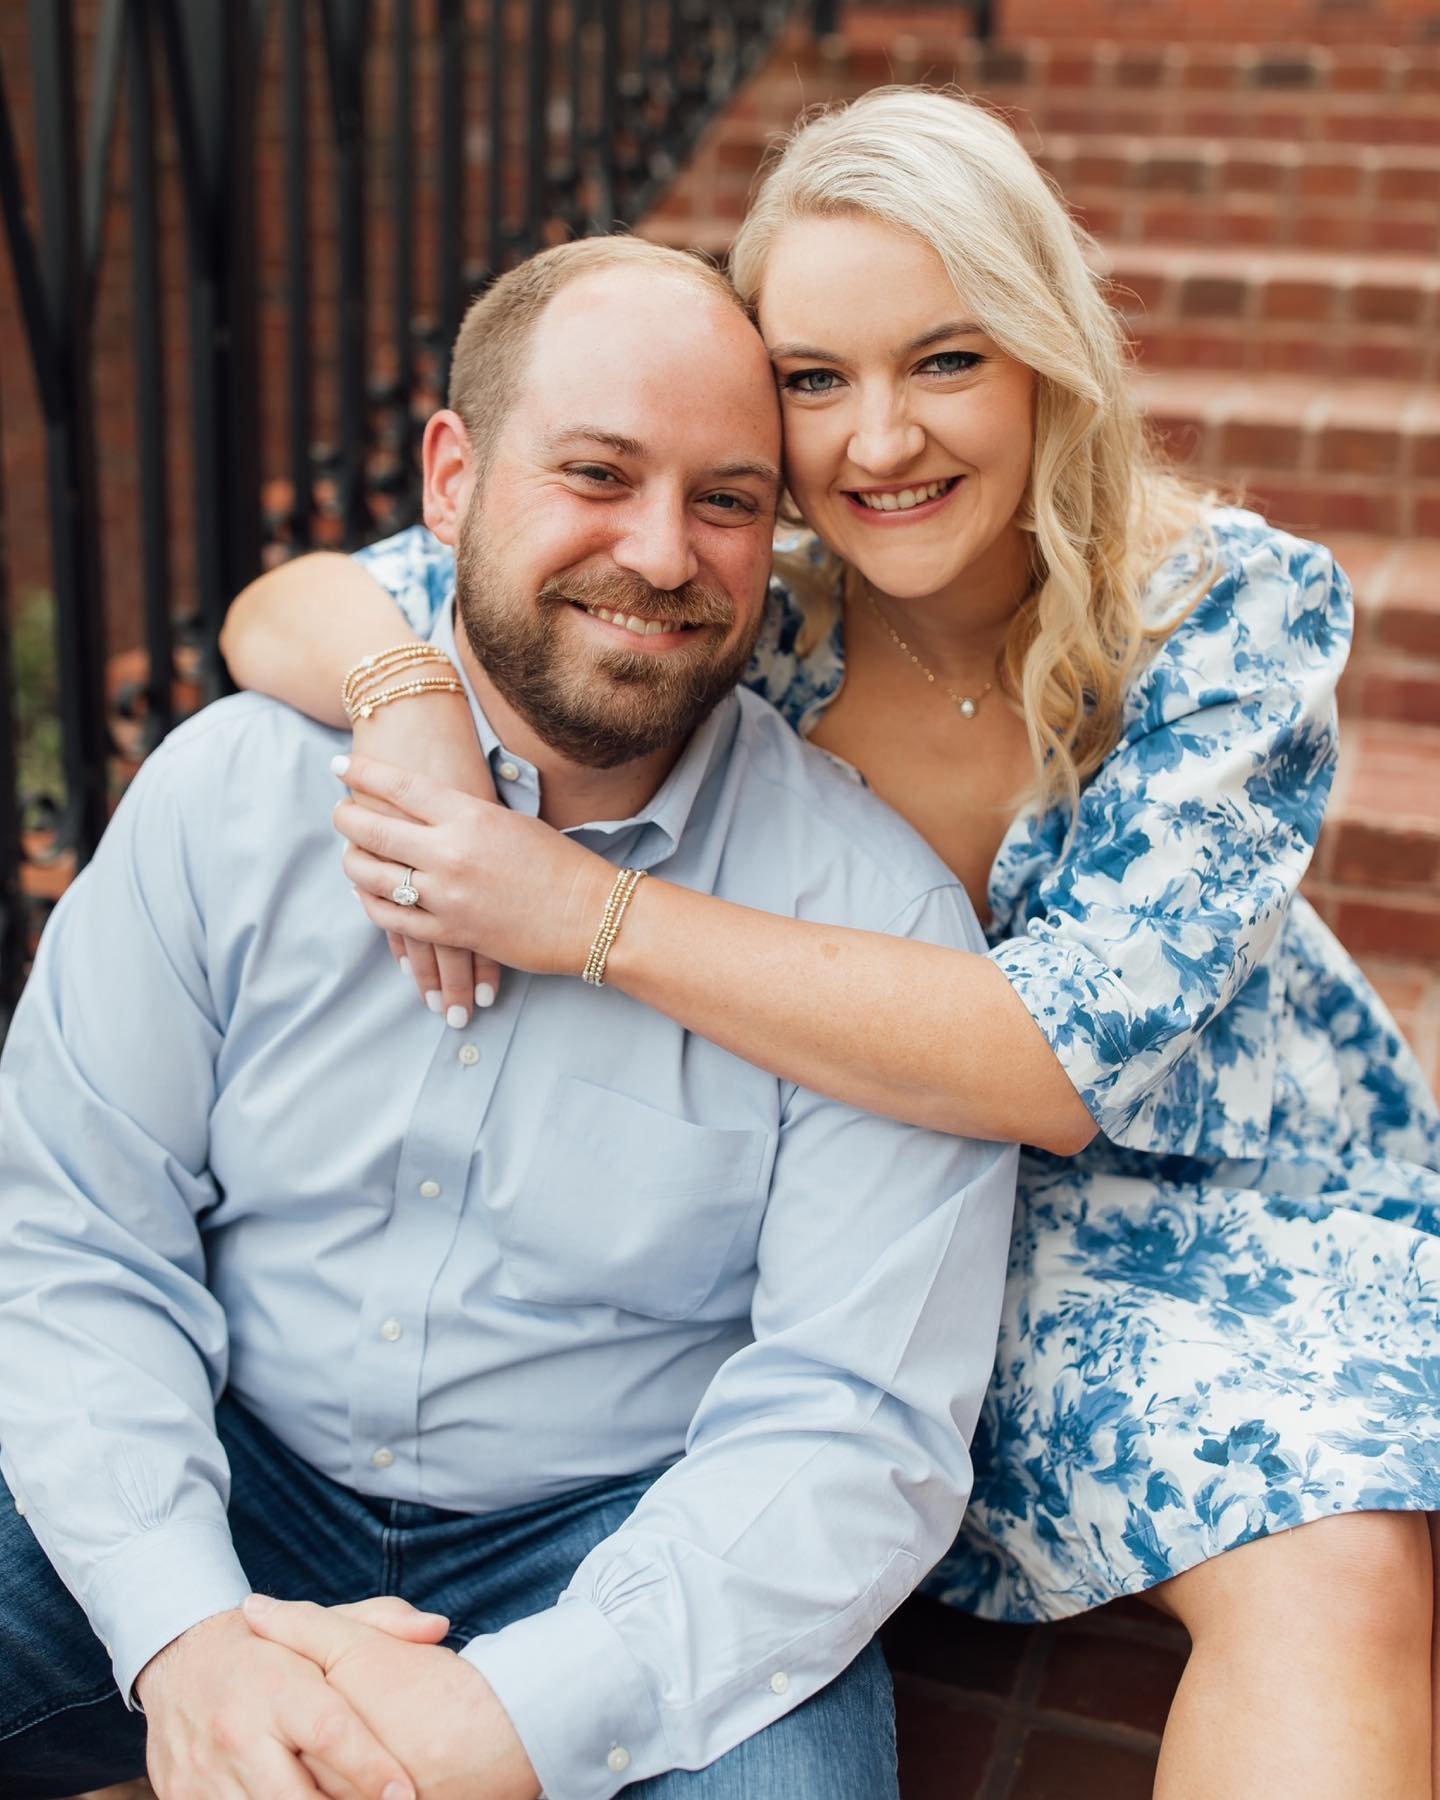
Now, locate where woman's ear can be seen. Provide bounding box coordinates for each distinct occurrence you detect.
[421,409,477,545]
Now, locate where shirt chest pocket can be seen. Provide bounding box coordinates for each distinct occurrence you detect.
[493,1075,772,1320]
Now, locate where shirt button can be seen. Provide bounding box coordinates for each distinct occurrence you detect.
[379,1318,402,1342]
[606,1746,631,1774]
[418,1179,441,1199]
[371,1446,395,1469]
[497,760,521,782]
[458,1044,480,1067]
[13,1498,24,1517]
[769,1671,790,1695]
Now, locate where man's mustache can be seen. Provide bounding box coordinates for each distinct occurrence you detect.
[538,567,734,630]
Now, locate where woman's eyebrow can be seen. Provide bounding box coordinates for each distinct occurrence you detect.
[769,322,985,364]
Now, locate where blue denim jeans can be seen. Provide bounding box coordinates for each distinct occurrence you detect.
[0,1394,897,1798]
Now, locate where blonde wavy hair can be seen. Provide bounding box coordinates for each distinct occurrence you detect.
[729,87,1213,813]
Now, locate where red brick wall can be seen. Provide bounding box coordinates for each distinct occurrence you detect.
[998,0,1440,43]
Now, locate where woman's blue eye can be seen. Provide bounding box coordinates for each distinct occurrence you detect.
[782,369,842,395]
[920,351,982,375]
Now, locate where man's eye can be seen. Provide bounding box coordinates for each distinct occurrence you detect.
[919,351,983,376]
[701,492,756,513]
[781,369,842,396]
[569,465,620,485]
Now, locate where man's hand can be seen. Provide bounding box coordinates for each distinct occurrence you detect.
[135,1607,425,1800]
[242,1593,542,1800]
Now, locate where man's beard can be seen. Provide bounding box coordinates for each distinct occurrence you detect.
[454,509,761,770]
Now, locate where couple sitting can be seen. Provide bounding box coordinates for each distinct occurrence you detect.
[3,88,1438,1800]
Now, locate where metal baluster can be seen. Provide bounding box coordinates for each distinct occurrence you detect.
[389,0,418,515]
[283,0,314,549]
[320,0,372,547]
[438,0,465,381]
[483,0,505,288]
[125,0,175,745]
[26,0,109,864]
[522,0,550,257]
[0,376,27,1031]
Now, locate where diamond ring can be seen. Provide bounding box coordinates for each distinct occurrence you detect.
[392,867,420,908]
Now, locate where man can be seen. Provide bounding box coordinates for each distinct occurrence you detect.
[0,237,1016,1799]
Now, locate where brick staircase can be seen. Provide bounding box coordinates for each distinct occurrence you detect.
[643,13,1440,1124]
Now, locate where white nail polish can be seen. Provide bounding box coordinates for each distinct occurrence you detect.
[425,990,443,1014]
[446,1005,469,1030]
[330,753,350,777]
[399,957,412,977]
[475,982,496,1009]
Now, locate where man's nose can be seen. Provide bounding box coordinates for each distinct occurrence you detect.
[609,490,699,593]
[847,392,925,477]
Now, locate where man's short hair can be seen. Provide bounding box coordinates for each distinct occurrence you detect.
[447,235,748,468]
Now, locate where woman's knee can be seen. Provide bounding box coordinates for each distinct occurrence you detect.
[1155,1509,1432,1659]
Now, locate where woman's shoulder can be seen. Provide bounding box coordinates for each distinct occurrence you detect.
[1129,506,1354,713]
[743,534,848,733]
[352,523,456,633]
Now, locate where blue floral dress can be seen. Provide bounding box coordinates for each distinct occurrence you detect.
[355,507,1440,1622]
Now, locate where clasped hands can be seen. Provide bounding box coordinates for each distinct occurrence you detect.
[135,1591,541,1800]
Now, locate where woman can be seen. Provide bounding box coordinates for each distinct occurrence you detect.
[223,90,1440,1796]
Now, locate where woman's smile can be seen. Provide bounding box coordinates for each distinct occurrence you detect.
[843,475,964,523]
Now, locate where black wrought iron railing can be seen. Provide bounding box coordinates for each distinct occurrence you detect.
[0,0,831,1028]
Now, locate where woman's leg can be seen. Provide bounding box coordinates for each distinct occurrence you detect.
[1148,1510,1433,1800]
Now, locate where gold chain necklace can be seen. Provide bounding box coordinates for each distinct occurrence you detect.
[865,590,996,720]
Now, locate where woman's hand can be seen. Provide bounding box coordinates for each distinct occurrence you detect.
[350,693,502,1025]
[331,752,616,981]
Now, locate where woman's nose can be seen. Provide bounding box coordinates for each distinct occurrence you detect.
[846,407,925,477]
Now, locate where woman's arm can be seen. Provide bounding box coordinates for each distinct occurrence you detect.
[220,552,422,725]
[608,884,1098,1152]
[222,543,502,1026]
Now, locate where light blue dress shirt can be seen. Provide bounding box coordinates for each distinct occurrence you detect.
[0,604,1017,1799]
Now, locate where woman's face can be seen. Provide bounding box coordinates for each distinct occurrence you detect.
[758,214,1036,612]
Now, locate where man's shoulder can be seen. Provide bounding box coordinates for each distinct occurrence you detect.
[725,690,982,946]
[142,693,346,792]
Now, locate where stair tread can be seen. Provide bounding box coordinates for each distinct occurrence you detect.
[1131,366,1440,428]
[1098,242,1440,285]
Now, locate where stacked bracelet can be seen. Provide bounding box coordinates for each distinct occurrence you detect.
[582,868,647,986]
[342,643,463,723]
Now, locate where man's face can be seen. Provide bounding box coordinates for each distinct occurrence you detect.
[452,268,781,769]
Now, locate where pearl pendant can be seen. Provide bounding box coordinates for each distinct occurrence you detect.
[957,697,977,719]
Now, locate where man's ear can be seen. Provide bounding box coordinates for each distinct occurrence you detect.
[421,409,477,546]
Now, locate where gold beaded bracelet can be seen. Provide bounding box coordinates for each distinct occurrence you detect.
[342,644,461,723]
[582,867,647,986]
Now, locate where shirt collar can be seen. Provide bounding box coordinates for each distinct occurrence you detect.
[429,602,740,869]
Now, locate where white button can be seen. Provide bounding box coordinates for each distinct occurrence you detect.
[606,1746,631,1774]
[458,1044,480,1066]
[371,1446,395,1469]
[103,1639,111,1655]
[769,1670,790,1695]
[419,1179,441,1198]
[379,1318,402,1342]
[13,1498,24,1517]
[498,760,521,782]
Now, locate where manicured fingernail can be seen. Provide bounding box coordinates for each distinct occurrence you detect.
[425,990,443,1014]
[446,1005,469,1030]
[243,1592,275,1615]
[330,754,350,777]
[399,956,412,977]
[382,1784,414,1800]
[475,982,496,1009]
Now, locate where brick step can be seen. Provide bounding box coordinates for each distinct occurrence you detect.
[1134,369,1440,540]
[1308,720,1440,986]
[1101,245,1440,383]
[1038,135,1440,255]
[742,33,1440,146]
[1327,535,1440,727]
[653,117,1440,253]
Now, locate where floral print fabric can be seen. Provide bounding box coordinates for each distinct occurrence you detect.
[356,508,1440,1619]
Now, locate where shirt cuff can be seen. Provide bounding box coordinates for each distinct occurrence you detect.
[461,1597,666,1800]
[84,1515,253,1706]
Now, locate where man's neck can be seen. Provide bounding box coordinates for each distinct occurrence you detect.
[450,623,685,831]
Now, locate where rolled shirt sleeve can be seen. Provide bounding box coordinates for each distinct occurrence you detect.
[990,529,1353,1159]
[0,724,253,1700]
[352,522,457,636]
[462,883,1019,1798]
